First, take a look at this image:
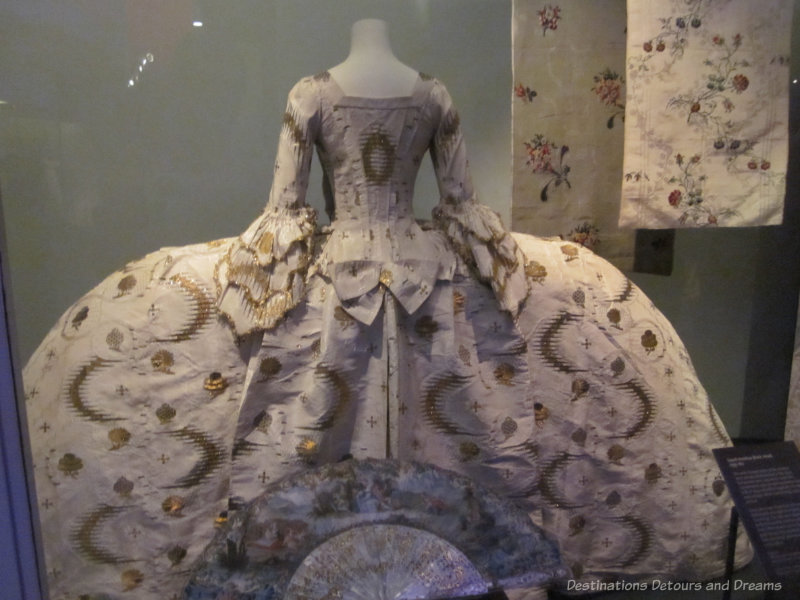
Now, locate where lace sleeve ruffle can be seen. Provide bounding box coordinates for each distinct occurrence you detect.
[433,197,529,317]
[216,205,317,336]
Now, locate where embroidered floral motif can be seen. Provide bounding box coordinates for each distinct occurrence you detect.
[667,153,737,225]
[514,83,538,103]
[538,5,561,35]
[565,222,600,250]
[592,68,625,129]
[523,134,571,201]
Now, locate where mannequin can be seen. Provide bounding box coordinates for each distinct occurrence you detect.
[328,18,419,98]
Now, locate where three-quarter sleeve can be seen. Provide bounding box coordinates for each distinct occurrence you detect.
[216,77,320,335]
[429,82,530,317]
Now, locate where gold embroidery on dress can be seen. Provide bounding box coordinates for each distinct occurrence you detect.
[538,453,584,508]
[58,452,83,477]
[157,274,215,343]
[66,357,124,422]
[161,426,225,488]
[611,515,653,567]
[282,107,307,150]
[414,315,438,340]
[501,416,518,436]
[422,372,474,435]
[361,128,396,185]
[70,306,89,330]
[611,379,656,439]
[259,357,282,381]
[151,350,175,373]
[204,371,228,394]
[607,444,625,463]
[156,403,177,424]
[115,274,137,297]
[494,363,515,385]
[296,436,319,463]
[71,504,133,564]
[106,328,124,351]
[300,364,352,431]
[379,269,394,287]
[534,403,550,426]
[525,260,548,283]
[121,569,144,591]
[167,545,188,566]
[108,427,131,450]
[560,244,579,261]
[534,312,585,374]
[257,231,274,256]
[458,441,480,461]
[162,495,186,516]
[612,278,635,303]
[113,476,134,497]
[640,329,658,354]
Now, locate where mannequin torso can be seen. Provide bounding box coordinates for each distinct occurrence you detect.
[328,18,419,98]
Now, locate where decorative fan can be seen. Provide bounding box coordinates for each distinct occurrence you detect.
[183,459,568,599]
[284,524,489,599]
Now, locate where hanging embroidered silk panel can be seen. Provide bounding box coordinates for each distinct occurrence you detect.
[620,0,792,228]
[511,0,635,270]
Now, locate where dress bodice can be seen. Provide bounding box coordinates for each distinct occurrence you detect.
[216,72,529,334]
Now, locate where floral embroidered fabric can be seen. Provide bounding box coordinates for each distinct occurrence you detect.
[621,0,791,228]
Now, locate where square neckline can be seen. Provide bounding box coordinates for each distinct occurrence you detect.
[324,71,428,108]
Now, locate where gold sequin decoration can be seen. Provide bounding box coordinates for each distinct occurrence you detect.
[296,437,319,463]
[58,452,83,477]
[151,350,175,373]
[108,427,131,450]
[494,363,515,386]
[121,569,144,591]
[204,371,228,393]
[162,495,185,516]
[379,269,394,287]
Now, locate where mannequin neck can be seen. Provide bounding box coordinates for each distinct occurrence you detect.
[348,18,396,61]
[328,19,418,98]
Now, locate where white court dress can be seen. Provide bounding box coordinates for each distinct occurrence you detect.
[23,72,750,599]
